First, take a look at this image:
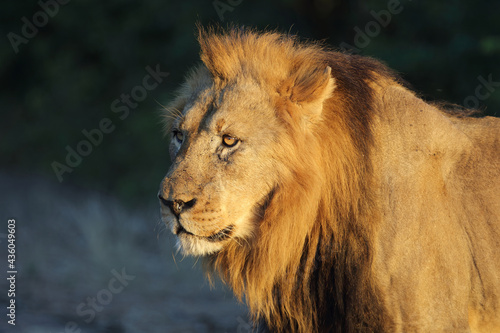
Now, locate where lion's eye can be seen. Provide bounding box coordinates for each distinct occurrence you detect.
[173,130,183,143]
[222,134,239,147]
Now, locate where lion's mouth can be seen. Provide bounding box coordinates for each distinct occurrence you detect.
[206,225,234,242]
[176,223,234,243]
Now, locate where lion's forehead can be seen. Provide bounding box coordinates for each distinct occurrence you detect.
[179,88,215,132]
[180,81,276,137]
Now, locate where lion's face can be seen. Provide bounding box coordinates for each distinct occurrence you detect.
[159,78,283,255]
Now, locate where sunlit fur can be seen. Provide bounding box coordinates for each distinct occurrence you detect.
[161,27,500,332]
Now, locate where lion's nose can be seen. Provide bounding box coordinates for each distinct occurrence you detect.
[158,194,196,217]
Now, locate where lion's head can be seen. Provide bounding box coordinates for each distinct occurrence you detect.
[158,29,340,256]
[159,75,282,255]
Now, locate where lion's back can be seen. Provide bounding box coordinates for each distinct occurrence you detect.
[371,84,500,331]
[450,116,500,332]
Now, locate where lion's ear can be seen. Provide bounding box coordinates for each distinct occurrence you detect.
[279,65,336,120]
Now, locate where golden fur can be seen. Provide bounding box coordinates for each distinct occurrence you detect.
[158,27,500,332]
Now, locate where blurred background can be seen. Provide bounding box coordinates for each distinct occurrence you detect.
[1,0,499,332]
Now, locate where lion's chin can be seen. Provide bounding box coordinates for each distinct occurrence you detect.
[171,222,235,256]
[175,234,225,256]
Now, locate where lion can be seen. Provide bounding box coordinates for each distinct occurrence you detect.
[158,27,500,332]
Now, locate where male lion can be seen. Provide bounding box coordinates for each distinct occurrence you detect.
[158,27,500,332]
